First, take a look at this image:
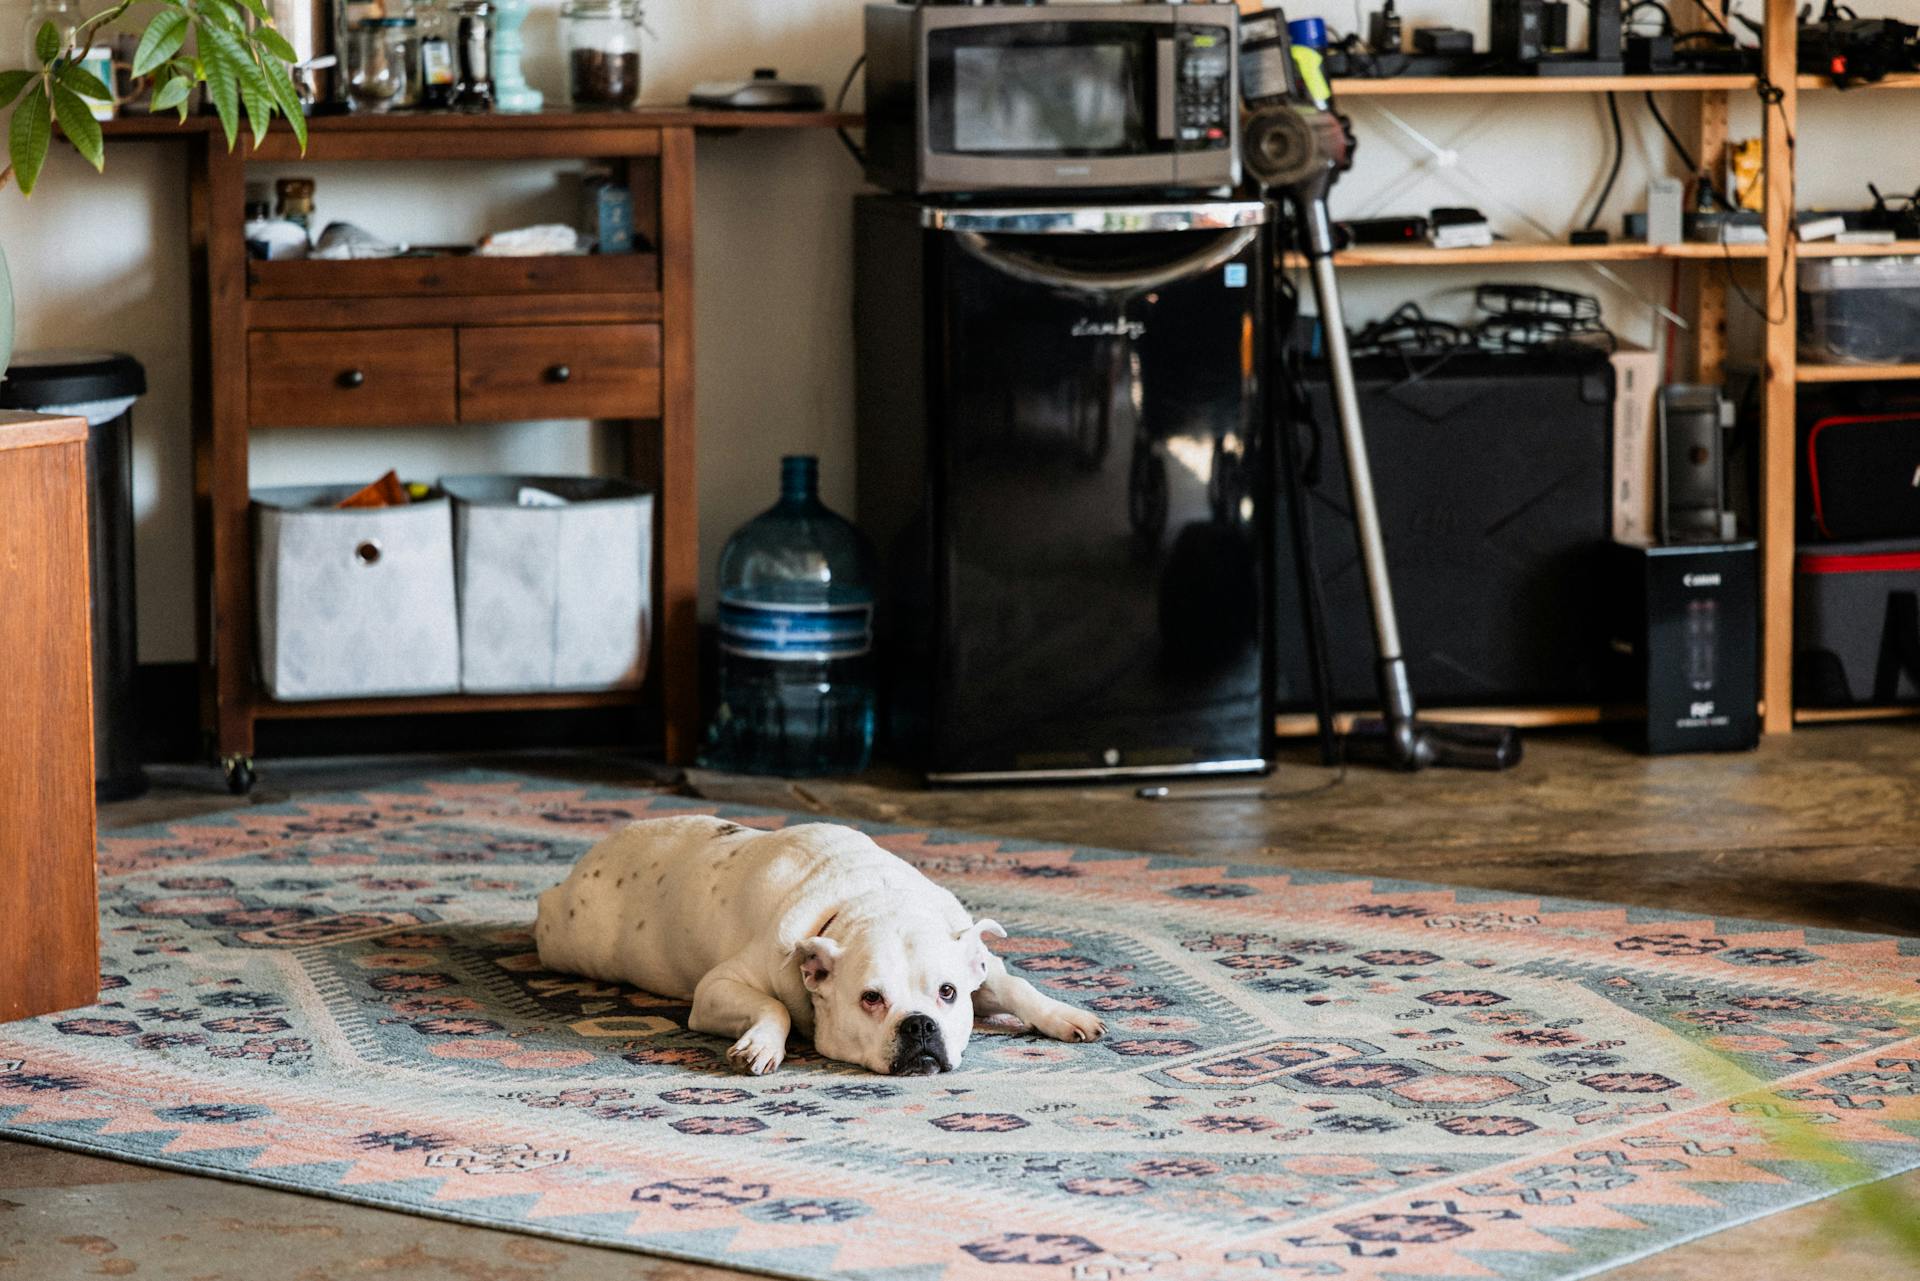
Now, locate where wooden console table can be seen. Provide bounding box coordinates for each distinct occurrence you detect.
[0,413,99,1020]
[103,109,854,791]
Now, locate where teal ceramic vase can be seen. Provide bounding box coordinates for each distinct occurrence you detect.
[490,0,543,112]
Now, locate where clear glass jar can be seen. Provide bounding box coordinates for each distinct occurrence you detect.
[347,17,415,112]
[561,0,642,107]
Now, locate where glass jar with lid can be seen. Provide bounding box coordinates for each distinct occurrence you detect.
[348,16,417,111]
[561,0,642,107]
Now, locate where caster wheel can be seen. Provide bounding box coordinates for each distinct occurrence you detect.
[222,757,256,796]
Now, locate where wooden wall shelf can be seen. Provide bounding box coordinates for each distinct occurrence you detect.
[1797,240,1920,257]
[1797,362,1920,383]
[1332,74,1758,96]
[1283,241,1769,268]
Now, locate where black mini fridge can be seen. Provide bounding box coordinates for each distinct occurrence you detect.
[854,195,1272,781]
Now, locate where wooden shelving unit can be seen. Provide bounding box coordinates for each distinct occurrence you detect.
[106,107,848,784]
[1284,241,1769,268]
[1798,362,1920,383]
[1333,73,1758,95]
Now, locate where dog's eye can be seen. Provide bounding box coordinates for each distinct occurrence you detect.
[860,989,884,1009]
[938,983,957,1003]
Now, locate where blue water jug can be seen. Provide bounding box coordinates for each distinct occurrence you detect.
[699,456,877,776]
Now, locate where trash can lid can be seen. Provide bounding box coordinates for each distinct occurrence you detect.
[0,350,147,408]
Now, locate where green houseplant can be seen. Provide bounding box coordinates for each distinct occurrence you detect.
[0,0,305,372]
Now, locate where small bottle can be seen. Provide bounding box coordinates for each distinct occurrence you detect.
[416,0,456,109]
[700,456,878,777]
[275,177,316,231]
[453,0,494,110]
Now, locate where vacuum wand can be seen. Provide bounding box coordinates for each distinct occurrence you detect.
[1240,11,1521,771]
[1295,198,1520,771]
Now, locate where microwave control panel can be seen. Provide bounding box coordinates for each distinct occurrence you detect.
[1176,30,1236,148]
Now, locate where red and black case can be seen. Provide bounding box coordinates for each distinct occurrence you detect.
[1803,411,1920,540]
[1794,541,1920,707]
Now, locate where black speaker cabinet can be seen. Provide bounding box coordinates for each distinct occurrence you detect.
[1277,347,1614,708]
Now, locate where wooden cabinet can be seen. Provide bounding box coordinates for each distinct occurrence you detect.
[0,413,99,1021]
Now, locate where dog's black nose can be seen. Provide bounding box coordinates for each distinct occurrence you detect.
[888,1014,948,1075]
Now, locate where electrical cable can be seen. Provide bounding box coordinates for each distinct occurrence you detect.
[1625,0,1677,34]
[1584,93,1624,231]
[1642,91,1698,175]
[834,54,866,166]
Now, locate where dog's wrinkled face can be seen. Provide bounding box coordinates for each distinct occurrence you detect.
[793,915,1003,1075]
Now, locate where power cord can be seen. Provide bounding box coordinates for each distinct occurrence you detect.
[834,54,866,166]
[1584,93,1625,230]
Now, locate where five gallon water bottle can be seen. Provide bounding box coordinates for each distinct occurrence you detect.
[700,456,877,776]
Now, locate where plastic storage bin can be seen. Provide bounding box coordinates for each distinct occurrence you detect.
[254,485,460,700]
[441,475,654,694]
[1799,256,1920,366]
[1793,540,1920,707]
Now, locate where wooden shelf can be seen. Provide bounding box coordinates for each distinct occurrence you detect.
[1282,241,1769,268]
[1332,74,1757,96]
[101,106,861,138]
[1797,239,1920,257]
[1794,705,1920,724]
[1798,362,1920,382]
[1797,72,1920,91]
[1276,705,1610,738]
[247,252,660,299]
[254,689,643,721]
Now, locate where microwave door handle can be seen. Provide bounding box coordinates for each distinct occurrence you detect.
[1156,37,1178,142]
[953,227,1259,295]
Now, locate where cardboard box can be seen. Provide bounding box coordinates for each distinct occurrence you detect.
[1610,346,1661,545]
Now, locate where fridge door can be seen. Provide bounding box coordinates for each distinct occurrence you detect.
[928,204,1269,779]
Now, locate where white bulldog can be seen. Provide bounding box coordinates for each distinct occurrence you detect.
[535,815,1104,1075]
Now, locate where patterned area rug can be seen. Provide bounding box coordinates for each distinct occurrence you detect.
[3,773,1918,1281]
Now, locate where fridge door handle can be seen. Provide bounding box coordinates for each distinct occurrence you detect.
[952,226,1259,295]
[1156,37,1179,143]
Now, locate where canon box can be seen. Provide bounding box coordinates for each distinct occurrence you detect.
[1606,540,1760,754]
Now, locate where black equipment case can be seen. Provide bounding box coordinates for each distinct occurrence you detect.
[1803,410,1920,541]
[1794,540,1920,706]
[1277,347,1614,707]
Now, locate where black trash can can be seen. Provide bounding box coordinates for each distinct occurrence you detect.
[0,351,149,800]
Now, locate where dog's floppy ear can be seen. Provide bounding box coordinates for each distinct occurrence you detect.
[790,936,843,990]
[954,918,1007,983]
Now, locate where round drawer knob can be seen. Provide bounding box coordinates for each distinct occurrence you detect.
[339,369,366,389]
[354,540,382,567]
[546,364,572,384]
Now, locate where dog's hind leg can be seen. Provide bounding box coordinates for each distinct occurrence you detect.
[973,956,1105,1044]
[690,968,792,1075]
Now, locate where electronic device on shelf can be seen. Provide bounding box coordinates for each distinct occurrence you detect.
[863,2,1240,197]
[1489,0,1624,75]
[1798,6,1920,86]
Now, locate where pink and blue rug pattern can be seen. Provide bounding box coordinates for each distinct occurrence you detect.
[2,773,1917,1281]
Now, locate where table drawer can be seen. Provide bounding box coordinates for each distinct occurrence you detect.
[250,329,457,427]
[457,324,662,423]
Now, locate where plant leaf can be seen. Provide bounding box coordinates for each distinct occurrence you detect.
[9,84,52,195]
[236,0,274,23]
[202,41,239,149]
[239,80,266,146]
[0,69,34,109]
[255,26,296,64]
[55,61,113,101]
[51,83,103,170]
[132,9,189,77]
[149,73,190,111]
[203,23,282,146]
[258,52,306,152]
[34,19,60,64]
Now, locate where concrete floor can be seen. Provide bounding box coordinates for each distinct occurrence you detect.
[4,727,1918,1280]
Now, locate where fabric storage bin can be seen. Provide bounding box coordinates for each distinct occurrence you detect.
[441,475,654,693]
[254,485,460,700]
[1793,541,1920,707]
[1799,256,1920,366]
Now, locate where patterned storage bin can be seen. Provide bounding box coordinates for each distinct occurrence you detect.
[441,475,654,694]
[253,485,460,700]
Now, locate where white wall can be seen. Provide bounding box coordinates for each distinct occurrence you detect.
[1,0,1917,665]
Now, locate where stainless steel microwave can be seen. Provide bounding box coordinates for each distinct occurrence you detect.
[863,4,1240,197]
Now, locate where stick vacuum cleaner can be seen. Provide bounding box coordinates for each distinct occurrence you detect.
[1240,10,1522,772]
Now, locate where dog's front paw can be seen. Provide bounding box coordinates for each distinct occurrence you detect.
[727,1025,786,1075]
[1033,1003,1105,1044]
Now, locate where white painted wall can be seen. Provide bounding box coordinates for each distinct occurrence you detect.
[0,0,1916,664]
